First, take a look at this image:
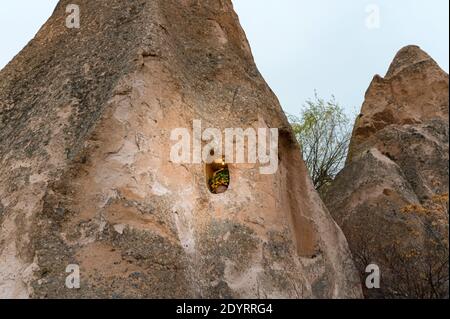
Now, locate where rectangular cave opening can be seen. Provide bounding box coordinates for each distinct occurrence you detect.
[206,157,230,194]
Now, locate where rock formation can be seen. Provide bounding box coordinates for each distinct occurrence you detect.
[325,45,449,298]
[0,0,361,298]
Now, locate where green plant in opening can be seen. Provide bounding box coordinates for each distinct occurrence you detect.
[209,168,230,194]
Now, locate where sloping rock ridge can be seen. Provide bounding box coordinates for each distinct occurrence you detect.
[325,45,449,298]
[0,0,361,298]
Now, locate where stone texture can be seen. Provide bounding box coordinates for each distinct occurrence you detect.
[347,45,449,163]
[0,0,361,298]
[324,46,449,298]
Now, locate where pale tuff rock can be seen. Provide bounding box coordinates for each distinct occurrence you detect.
[0,0,361,298]
[347,45,449,163]
[325,46,449,298]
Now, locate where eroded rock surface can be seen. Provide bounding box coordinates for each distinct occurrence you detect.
[325,46,449,298]
[0,0,361,298]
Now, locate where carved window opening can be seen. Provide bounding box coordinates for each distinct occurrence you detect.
[206,156,230,194]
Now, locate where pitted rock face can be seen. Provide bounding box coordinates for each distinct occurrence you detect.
[325,46,449,299]
[0,0,361,298]
[348,45,449,163]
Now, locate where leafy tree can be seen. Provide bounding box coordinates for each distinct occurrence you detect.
[288,93,353,193]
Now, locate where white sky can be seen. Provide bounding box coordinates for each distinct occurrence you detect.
[1,1,449,115]
[233,0,449,115]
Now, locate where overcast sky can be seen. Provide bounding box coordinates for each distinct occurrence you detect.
[1,1,449,116]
